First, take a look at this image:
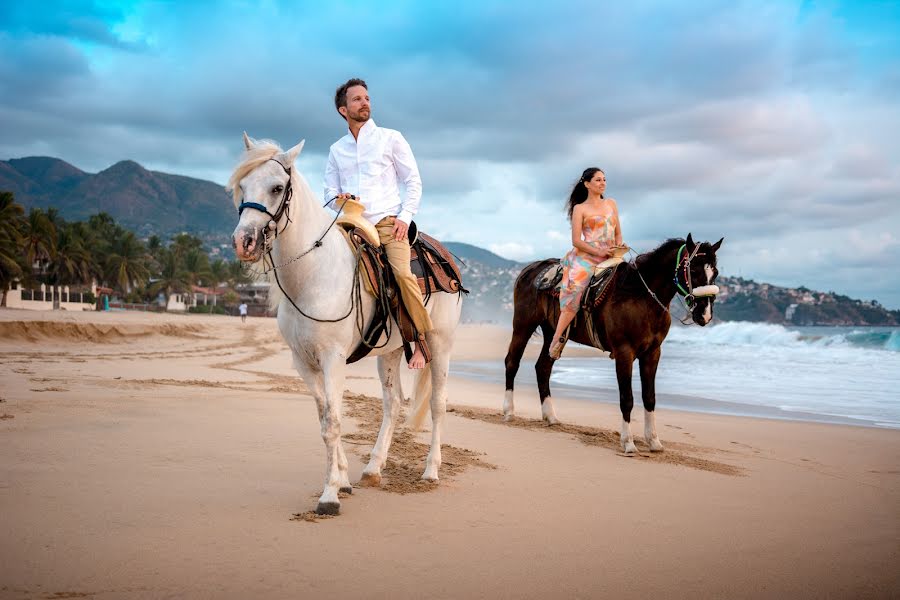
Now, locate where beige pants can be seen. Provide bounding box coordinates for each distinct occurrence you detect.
[375,217,433,334]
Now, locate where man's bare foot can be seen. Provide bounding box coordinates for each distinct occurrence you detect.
[408,346,426,369]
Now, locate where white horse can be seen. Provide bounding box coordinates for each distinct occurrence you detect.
[228,134,462,515]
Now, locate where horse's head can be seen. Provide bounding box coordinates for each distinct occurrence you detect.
[226,132,305,263]
[680,233,724,326]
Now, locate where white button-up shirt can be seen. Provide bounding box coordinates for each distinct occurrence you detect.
[324,119,423,225]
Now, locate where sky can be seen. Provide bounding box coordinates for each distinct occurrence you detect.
[1,0,899,307]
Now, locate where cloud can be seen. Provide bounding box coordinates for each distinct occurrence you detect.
[1,1,899,307]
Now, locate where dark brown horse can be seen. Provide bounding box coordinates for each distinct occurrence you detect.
[502,234,723,453]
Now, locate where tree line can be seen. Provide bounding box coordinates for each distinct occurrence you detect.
[0,191,250,309]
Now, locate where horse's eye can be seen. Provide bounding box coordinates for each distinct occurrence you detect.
[272,185,284,194]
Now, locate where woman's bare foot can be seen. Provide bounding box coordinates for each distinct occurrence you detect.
[549,337,566,360]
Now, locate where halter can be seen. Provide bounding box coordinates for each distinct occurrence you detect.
[633,241,720,325]
[237,158,294,236]
[673,243,719,309]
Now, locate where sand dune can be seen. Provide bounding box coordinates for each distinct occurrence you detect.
[1,309,898,599]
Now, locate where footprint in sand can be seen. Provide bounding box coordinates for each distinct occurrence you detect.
[449,405,744,477]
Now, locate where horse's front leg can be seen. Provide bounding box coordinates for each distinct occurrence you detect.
[360,348,404,487]
[615,350,637,454]
[295,350,348,515]
[639,347,664,452]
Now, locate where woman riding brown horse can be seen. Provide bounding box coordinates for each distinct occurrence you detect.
[502,233,723,454]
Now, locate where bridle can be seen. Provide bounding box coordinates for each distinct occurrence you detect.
[673,243,720,310]
[235,163,388,347]
[236,158,347,276]
[237,158,294,237]
[634,242,720,325]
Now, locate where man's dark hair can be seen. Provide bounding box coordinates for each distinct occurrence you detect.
[334,78,368,116]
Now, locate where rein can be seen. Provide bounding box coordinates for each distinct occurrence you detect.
[238,175,391,347]
[631,242,720,325]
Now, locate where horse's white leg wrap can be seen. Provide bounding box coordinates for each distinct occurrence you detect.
[644,411,664,452]
[621,419,637,454]
[542,396,560,425]
[362,349,404,486]
[503,389,515,421]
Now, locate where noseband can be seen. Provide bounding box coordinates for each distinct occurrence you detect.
[674,243,719,309]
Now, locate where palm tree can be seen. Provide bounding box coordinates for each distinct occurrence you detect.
[105,231,150,294]
[210,258,229,286]
[147,248,190,307]
[46,224,93,287]
[68,221,104,286]
[181,247,212,305]
[227,259,253,287]
[21,208,57,280]
[0,192,26,306]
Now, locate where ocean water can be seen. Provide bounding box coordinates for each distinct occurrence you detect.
[453,322,900,429]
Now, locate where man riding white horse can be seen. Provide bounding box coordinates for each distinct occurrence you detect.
[324,77,432,370]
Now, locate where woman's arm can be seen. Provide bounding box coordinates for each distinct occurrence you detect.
[570,205,607,258]
[610,200,624,246]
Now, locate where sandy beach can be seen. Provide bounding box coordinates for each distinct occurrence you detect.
[1,309,898,599]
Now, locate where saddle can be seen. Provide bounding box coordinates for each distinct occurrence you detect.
[339,221,468,364]
[535,247,630,353]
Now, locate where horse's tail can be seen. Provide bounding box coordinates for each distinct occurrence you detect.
[405,363,433,431]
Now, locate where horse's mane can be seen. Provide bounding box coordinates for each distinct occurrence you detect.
[615,238,684,296]
[225,140,284,206]
[633,238,684,269]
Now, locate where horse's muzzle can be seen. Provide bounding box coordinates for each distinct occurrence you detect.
[233,228,262,262]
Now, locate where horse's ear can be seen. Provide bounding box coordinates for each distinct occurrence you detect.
[686,233,694,248]
[284,139,306,164]
[711,237,724,252]
[243,131,255,150]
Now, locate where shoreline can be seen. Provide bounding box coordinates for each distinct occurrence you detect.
[450,359,899,430]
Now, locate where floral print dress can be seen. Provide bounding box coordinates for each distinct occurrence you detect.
[559,212,617,311]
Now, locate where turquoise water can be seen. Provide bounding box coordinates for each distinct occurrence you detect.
[453,322,900,429]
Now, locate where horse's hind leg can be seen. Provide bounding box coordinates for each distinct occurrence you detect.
[639,346,664,452]
[536,322,560,425]
[422,332,453,481]
[360,348,405,487]
[504,310,540,421]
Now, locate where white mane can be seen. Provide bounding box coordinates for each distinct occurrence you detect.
[225,140,283,206]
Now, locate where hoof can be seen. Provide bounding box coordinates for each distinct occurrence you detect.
[315,501,340,516]
[358,472,382,487]
[421,475,439,483]
[543,415,560,426]
[339,486,353,495]
[649,440,665,453]
[623,441,637,455]
[503,413,514,422]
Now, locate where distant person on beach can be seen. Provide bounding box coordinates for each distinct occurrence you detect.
[238,302,248,323]
[549,167,624,359]
[324,77,432,369]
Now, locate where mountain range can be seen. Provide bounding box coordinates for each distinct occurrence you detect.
[0,156,232,238]
[3,156,898,326]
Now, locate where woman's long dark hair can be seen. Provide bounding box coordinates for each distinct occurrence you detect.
[565,167,604,221]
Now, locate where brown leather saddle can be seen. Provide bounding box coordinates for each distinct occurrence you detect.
[534,259,624,352]
[342,224,468,364]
